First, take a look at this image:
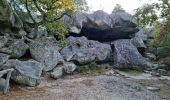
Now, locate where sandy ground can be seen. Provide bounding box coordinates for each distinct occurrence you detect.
[0,72,165,100]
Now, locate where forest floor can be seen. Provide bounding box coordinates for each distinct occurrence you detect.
[0,70,170,100]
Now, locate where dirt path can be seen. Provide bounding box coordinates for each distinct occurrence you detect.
[0,74,161,100]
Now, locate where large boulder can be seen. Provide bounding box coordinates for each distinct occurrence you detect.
[64,10,138,42]
[113,39,151,69]
[110,12,136,27]
[1,59,44,86]
[60,36,112,64]
[29,37,64,71]
[0,38,29,58]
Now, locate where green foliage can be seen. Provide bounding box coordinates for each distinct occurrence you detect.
[112,4,125,13]
[45,20,68,47]
[135,0,170,56]
[119,69,143,76]
[73,0,89,13]
[135,3,158,27]
[9,0,74,44]
[77,61,107,75]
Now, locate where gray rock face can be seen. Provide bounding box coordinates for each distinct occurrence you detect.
[9,39,29,58]
[51,67,63,79]
[110,12,136,27]
[1,59,44,86]
[0,38,29,58]
[131,37,146,49]
[0,53,10,66]
[29,37,64,71]
[113,39,150,68]
[66,11,138,42]
[60,36,112,64]
[27,28,48,39]
[131,28,148,54]
[63,62,77,74]
[135,28,148,41]
[65,10,136,33]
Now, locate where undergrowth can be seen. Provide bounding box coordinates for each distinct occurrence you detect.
[76,61,108,75]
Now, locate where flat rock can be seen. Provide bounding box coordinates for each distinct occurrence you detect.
[1,59,44,86]
[147,86,160,92]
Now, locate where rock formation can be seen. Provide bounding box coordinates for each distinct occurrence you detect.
[0,0,157,94]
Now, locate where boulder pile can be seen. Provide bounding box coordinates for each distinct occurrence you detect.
[0,0,158,94]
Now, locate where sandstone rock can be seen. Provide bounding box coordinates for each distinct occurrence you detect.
[1,59,44,86]
[9,39,29,58]
[147,86,160,92]
[0,53,10,66]
[60,36,112,64]
[113,39,150,69]
[27,27,48,39]
[63,62,77,74]
[0,39,29,58]
[65,10,138,42]
[51,67,63,79]
[65,10,137,33]
[29,37,64,71]
[110,12,136,27]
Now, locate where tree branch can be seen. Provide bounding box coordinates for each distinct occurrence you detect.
[25,0,37,24]
[45,12,71,23]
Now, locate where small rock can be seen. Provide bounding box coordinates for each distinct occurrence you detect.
[51,67,63,79]
[151,71,160,77]
[63,62,77,74]
[105,70,116,76]
[145,53,156,61]
[147,86,160,92]
[157,69,167,76]
[166,81,170,86]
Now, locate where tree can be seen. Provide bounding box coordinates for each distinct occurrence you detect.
[73,0,89,13]
[9,0,74,43]
[135,0,170,49]
[112,4,125,13]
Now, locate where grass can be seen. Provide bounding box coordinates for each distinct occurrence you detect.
[118,68,144,76]
[76,61,108,75]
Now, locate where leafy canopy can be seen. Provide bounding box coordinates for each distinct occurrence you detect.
[135,0,170,49]
[10,0,75,45]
